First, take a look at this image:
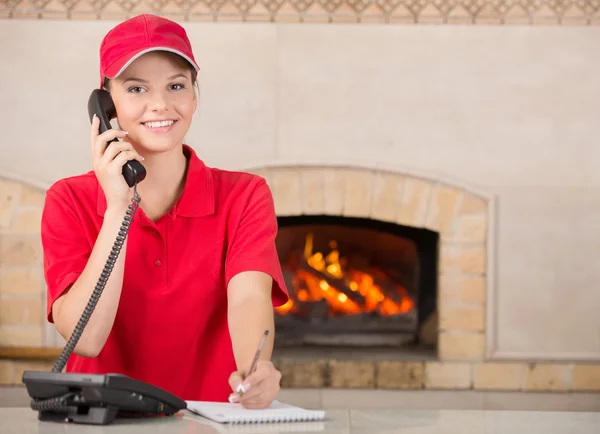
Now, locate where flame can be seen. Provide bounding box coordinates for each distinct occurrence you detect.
[276,233,414,317]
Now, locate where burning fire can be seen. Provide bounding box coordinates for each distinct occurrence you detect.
[276,233,414,317]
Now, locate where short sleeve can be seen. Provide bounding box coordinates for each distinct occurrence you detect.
[41,185,92,323]
[225,179,289,307]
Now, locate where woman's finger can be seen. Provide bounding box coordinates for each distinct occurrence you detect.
[90,114,99,150]
[92,129,128,159]
[96,140,134,165]
[228,371,244,393]
[238,383,262,401]
[241,364,271,390]
[240,393,272,409]
[110,150,144,173]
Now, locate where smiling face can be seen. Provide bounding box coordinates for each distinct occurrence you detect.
[107,51,197,154]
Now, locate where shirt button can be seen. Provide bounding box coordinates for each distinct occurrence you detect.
[154,260,162,267]
[152,230,159,237]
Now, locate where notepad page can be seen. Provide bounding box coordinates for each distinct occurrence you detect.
[184,416,326,434]
[185,400,325,424]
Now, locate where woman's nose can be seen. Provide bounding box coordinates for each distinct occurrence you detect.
[150,92,168,111]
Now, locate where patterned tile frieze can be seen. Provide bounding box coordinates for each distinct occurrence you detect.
[1,0,598,23]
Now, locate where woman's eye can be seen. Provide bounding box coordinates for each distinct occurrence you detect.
[128,86,145,93]
[170,83,185,91]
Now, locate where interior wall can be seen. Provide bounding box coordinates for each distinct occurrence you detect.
[1,9,599,361]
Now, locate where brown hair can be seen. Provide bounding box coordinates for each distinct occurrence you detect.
[103,50,198,91]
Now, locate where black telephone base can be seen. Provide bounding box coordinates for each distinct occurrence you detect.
[22,370,187,425]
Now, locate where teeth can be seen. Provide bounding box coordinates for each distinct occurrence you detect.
[144,120,174,128]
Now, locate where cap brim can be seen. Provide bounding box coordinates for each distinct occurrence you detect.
[103,46,200,82]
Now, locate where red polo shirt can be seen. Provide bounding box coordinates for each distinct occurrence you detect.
[41,145,288,402]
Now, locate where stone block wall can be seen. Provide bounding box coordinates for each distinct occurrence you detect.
[255,166,600,393]
[2,169,600,393]
[0,179,46,349]
[0,178,56,385]
[274,359,600,392]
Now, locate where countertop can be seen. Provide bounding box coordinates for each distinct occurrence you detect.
[1,407,599,433]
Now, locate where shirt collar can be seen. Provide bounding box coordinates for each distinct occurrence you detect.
[97,144,215,218]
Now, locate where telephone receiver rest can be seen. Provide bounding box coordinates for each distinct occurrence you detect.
[87,89,146,188]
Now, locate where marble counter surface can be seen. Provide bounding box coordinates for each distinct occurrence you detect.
[1,407,598,434]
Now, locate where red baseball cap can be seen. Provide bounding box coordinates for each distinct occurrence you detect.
[99,14,200,88]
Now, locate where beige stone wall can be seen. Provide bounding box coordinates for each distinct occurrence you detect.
[1,0,600,390]
[2,0,599,24]
[0,178,64,386]
[0,179,46,349]
[254,166,600,393]
[2,165,600,393]
[0,360,53,386]
[275,359,600,392]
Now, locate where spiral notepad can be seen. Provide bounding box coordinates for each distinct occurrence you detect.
[186,400,325,424]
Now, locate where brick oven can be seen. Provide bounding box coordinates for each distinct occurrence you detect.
[247,165,492,390]
[274,215,438,350]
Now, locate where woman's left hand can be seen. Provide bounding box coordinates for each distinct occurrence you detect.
[228,361,282,409]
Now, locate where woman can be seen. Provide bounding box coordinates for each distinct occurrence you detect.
[41,14,288,409]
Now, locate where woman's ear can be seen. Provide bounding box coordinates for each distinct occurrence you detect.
[192,85,198,114]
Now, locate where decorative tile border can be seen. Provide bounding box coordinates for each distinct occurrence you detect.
[1,0,598,24]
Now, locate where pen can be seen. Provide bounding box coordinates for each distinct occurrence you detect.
[237,329,269,396]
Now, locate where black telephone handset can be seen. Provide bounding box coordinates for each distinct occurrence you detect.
[87,89,146,187]
[21,90,186,425]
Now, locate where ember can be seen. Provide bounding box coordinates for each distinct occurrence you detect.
[276,233,415,318]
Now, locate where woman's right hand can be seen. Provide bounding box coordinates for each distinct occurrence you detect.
[90,114,144,211]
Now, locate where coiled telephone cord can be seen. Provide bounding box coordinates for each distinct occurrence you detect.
[52,183,141,373]
[30,184,141,413]
[30,392,76,413]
